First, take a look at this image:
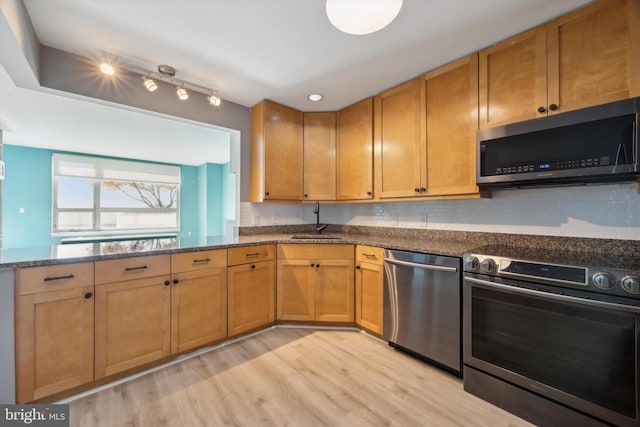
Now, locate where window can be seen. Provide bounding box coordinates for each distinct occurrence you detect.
[52,154,180,234]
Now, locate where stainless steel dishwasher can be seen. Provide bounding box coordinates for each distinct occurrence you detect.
[383,249,461,374]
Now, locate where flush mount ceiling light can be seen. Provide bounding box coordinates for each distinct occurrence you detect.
[307,93,323,102]
[99,63,115,75]
[326,0,403,35]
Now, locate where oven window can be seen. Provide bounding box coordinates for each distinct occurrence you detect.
[471,287,636,418]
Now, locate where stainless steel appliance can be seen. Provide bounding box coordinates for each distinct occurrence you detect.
[383,249,461,374]
[476,97,640,189]
[463,247,640,427]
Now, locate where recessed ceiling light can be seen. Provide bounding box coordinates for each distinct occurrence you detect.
[99,63,115,76]
[308,93,323,102]
[326,0,403,35]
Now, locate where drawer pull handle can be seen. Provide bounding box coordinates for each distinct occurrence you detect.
[44,274,74,282]
[363,253,377,259]
[193,258,211,263]
[246,253,260,257]
[125,266,148,272]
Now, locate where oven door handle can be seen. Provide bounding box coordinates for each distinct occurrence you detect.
[385,258,458,273]
[465,276,640,314]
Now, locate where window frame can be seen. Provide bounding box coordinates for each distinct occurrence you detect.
[51,154,181,236]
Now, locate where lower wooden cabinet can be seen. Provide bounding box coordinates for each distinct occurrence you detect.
[277,244,354,322]
[227,245,276,337]
[355,246,384,335]
[15,263,95,403]
[171,267,227,353]
[94,275,171,379]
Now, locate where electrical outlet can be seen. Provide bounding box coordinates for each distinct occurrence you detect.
[19,207,25,214]
[421,214,428,227]
[271,214,279,225]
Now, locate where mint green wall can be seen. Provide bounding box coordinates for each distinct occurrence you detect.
[195,163,225,236]
[2,145,203,248]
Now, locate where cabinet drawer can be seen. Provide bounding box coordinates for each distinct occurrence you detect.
[228,245,275,266]
[95,255,170,285]
[172,249,227,273]
[277,244,354,260]
[17,262,94,295]
[355,246,384,266]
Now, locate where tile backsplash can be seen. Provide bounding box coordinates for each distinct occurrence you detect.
[240,183,640,240]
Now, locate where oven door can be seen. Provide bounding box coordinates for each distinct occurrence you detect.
[464,274,640,427]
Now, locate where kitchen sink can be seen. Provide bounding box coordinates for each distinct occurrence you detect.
[290,235,342,240]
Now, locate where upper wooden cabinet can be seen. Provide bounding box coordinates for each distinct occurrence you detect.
[423,54,480,197]
[374,78,424,199]
[303,112,337,201]
[480,0,640,128]
[337,98,374,200]
[251,100,303,201]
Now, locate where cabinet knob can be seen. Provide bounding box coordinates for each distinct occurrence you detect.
[173,279,179,285]
[251,264,256,269]
[420,187,426,192]
[537,106,546,113]
[84,292,92,299]
[355,265,361,270]
[549,104,558,111]
[164,280,171,286]
[304,194,308,198]
[414,188,420,193]
[265,191,270,196]
[367,191,372,196]
[316,264,320,268]
[310,263,315,267]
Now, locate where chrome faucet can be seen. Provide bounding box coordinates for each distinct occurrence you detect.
[314,201,327,235]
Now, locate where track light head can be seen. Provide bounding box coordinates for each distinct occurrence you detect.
[176,86,189,101]
[99,63,115,76]
[142,76,158,92]
[207,93,222,107]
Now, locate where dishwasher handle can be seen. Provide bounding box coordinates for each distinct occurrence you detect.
[384,257,458,273]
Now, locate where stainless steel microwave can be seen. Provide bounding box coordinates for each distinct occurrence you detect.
[476,98,640,189]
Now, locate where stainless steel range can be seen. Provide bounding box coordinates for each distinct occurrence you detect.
[462,246,640,427]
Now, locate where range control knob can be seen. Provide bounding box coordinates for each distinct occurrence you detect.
[464,256,479,271]
[481,258,497,273]
[621,276,640,294]
[592,272,617,290]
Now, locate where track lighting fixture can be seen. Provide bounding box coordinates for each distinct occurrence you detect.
[176,86,189,101]
[98,61,222,107]
[142,76,158,92]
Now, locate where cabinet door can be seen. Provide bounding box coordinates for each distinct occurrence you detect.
[15,286,94,403]
[303,112,336,201]
[95,276,171,379]
[547,0,640,115]
[424,54,480,196]
[374,78,425,199]
[479,26,547,128]
[355,261,383,335]
[277,259,314,321]
[171,268,227,354]
[228,261,276,337]
[337,98,374,200]
[251,100,303,201]
[314,259,354,322]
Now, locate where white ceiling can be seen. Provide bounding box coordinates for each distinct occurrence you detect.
[22,0,593,112]
[2,0,593,166]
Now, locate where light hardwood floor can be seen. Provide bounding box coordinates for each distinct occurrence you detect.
[69,328,532,426]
